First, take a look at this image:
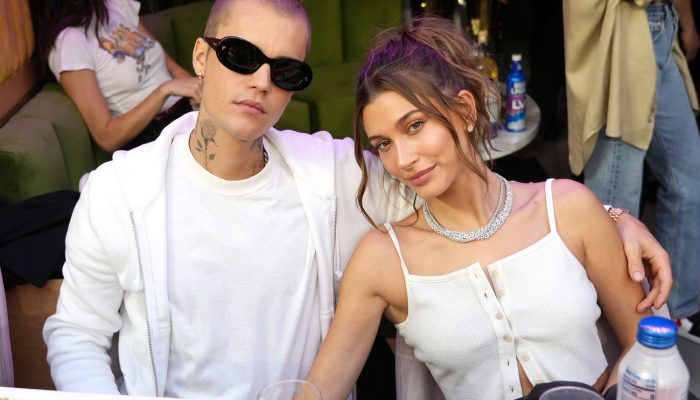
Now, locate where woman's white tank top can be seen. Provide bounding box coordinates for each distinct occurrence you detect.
[388,179,608,400]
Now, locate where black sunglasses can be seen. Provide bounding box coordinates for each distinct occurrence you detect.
[203,36,312,91]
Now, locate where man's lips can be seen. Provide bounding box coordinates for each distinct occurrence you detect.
[236,100,265,114]
[406,166,434,187]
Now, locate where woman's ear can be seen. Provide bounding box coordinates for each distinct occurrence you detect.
[456,89,478,124]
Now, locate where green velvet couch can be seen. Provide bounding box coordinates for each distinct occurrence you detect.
[0,0,402,204]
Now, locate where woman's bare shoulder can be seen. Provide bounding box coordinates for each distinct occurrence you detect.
[549,178,606,216]
[350,227,402,270]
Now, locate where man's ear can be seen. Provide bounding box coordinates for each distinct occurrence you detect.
[192,37,208,77]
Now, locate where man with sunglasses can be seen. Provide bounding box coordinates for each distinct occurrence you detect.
[43,0,674,398]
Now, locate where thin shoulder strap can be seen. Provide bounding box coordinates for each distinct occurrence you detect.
[384,223,411,277]
[545,179,557,233]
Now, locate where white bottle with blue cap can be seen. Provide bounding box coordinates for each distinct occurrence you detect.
[617,316,689,399]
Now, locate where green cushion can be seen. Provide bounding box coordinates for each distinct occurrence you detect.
[295,61,361,137]
[311,94,356,139]
[140,13,176,59]
[0,119,69,203]
[14,85,94,191]
[159,1,214,74]
[341,0,404,61]
[275,99,311,133]
[304,0,344,67]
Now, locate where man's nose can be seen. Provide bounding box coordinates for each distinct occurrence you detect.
[249,63,273,91]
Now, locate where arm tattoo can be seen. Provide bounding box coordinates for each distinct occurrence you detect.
[194,119,218,170]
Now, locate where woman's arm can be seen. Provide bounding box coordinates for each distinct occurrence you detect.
[58,69,201,152]
[555,180,652,392]
[57,21,202,153]
[363,148,672,311]
[307,231,394,400]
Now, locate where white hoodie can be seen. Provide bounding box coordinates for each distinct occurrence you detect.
[43,112,412,396]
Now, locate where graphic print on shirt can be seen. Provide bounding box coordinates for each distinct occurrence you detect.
[99,24,155,82]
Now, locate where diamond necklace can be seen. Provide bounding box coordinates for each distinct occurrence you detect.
[423,174,513,242]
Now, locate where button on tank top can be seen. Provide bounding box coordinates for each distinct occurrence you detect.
[388,179,608,400]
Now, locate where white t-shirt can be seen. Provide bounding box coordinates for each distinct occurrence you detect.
[48,0,178,117]
[164,133,321,399]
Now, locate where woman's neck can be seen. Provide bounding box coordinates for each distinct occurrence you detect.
[424,171,504,232]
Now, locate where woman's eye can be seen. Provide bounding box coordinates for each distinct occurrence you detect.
[373,140,391,151]
[408,120,424,132]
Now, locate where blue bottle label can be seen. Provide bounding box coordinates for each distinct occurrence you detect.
[505,86,526,132]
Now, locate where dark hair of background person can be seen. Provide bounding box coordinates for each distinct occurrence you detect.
[30,0,109,77]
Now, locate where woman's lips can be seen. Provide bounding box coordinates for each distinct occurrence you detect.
[407,166,434,187]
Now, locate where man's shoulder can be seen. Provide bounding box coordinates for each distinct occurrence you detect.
[269,128,352,146]
[267,128,357,163]
[84,136,173,204]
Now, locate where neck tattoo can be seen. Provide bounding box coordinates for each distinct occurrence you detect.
[251,139,269,174]
[192,120,218,170]
[422,173,512,243]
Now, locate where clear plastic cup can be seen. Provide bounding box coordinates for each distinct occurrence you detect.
[256,379,323,400]
[539,385,604,400]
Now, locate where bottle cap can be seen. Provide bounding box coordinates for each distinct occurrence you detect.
[511,53,522,62]
[637,316,678,349]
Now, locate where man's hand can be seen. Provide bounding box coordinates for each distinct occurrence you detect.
[615,212,672,312]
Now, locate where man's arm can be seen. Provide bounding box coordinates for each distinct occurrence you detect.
[43,174,124,393]
[613,211,672,311]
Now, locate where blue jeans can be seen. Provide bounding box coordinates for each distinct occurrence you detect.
[584,3,700,318]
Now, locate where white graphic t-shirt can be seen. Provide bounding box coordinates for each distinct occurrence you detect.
[48,0,178,117]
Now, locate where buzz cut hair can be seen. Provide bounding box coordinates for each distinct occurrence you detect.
[203,0,311,49]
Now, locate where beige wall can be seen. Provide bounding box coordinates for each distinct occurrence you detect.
[0,0,40,125]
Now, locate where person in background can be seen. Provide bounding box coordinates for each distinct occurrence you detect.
[677,0,699,61]
[43,0,673,398]
[564,0,700,343]
[34,0,203,152]
[307,16,650,399]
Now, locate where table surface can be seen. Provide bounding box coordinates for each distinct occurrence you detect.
[480,94,541,161]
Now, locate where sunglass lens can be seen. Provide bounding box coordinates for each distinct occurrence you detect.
[223,40,259,72]
[272,62,303,85]
[216,37,312,91]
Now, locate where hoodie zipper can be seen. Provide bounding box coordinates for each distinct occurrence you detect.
[130,212,159,396]
[331,199,339,296]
